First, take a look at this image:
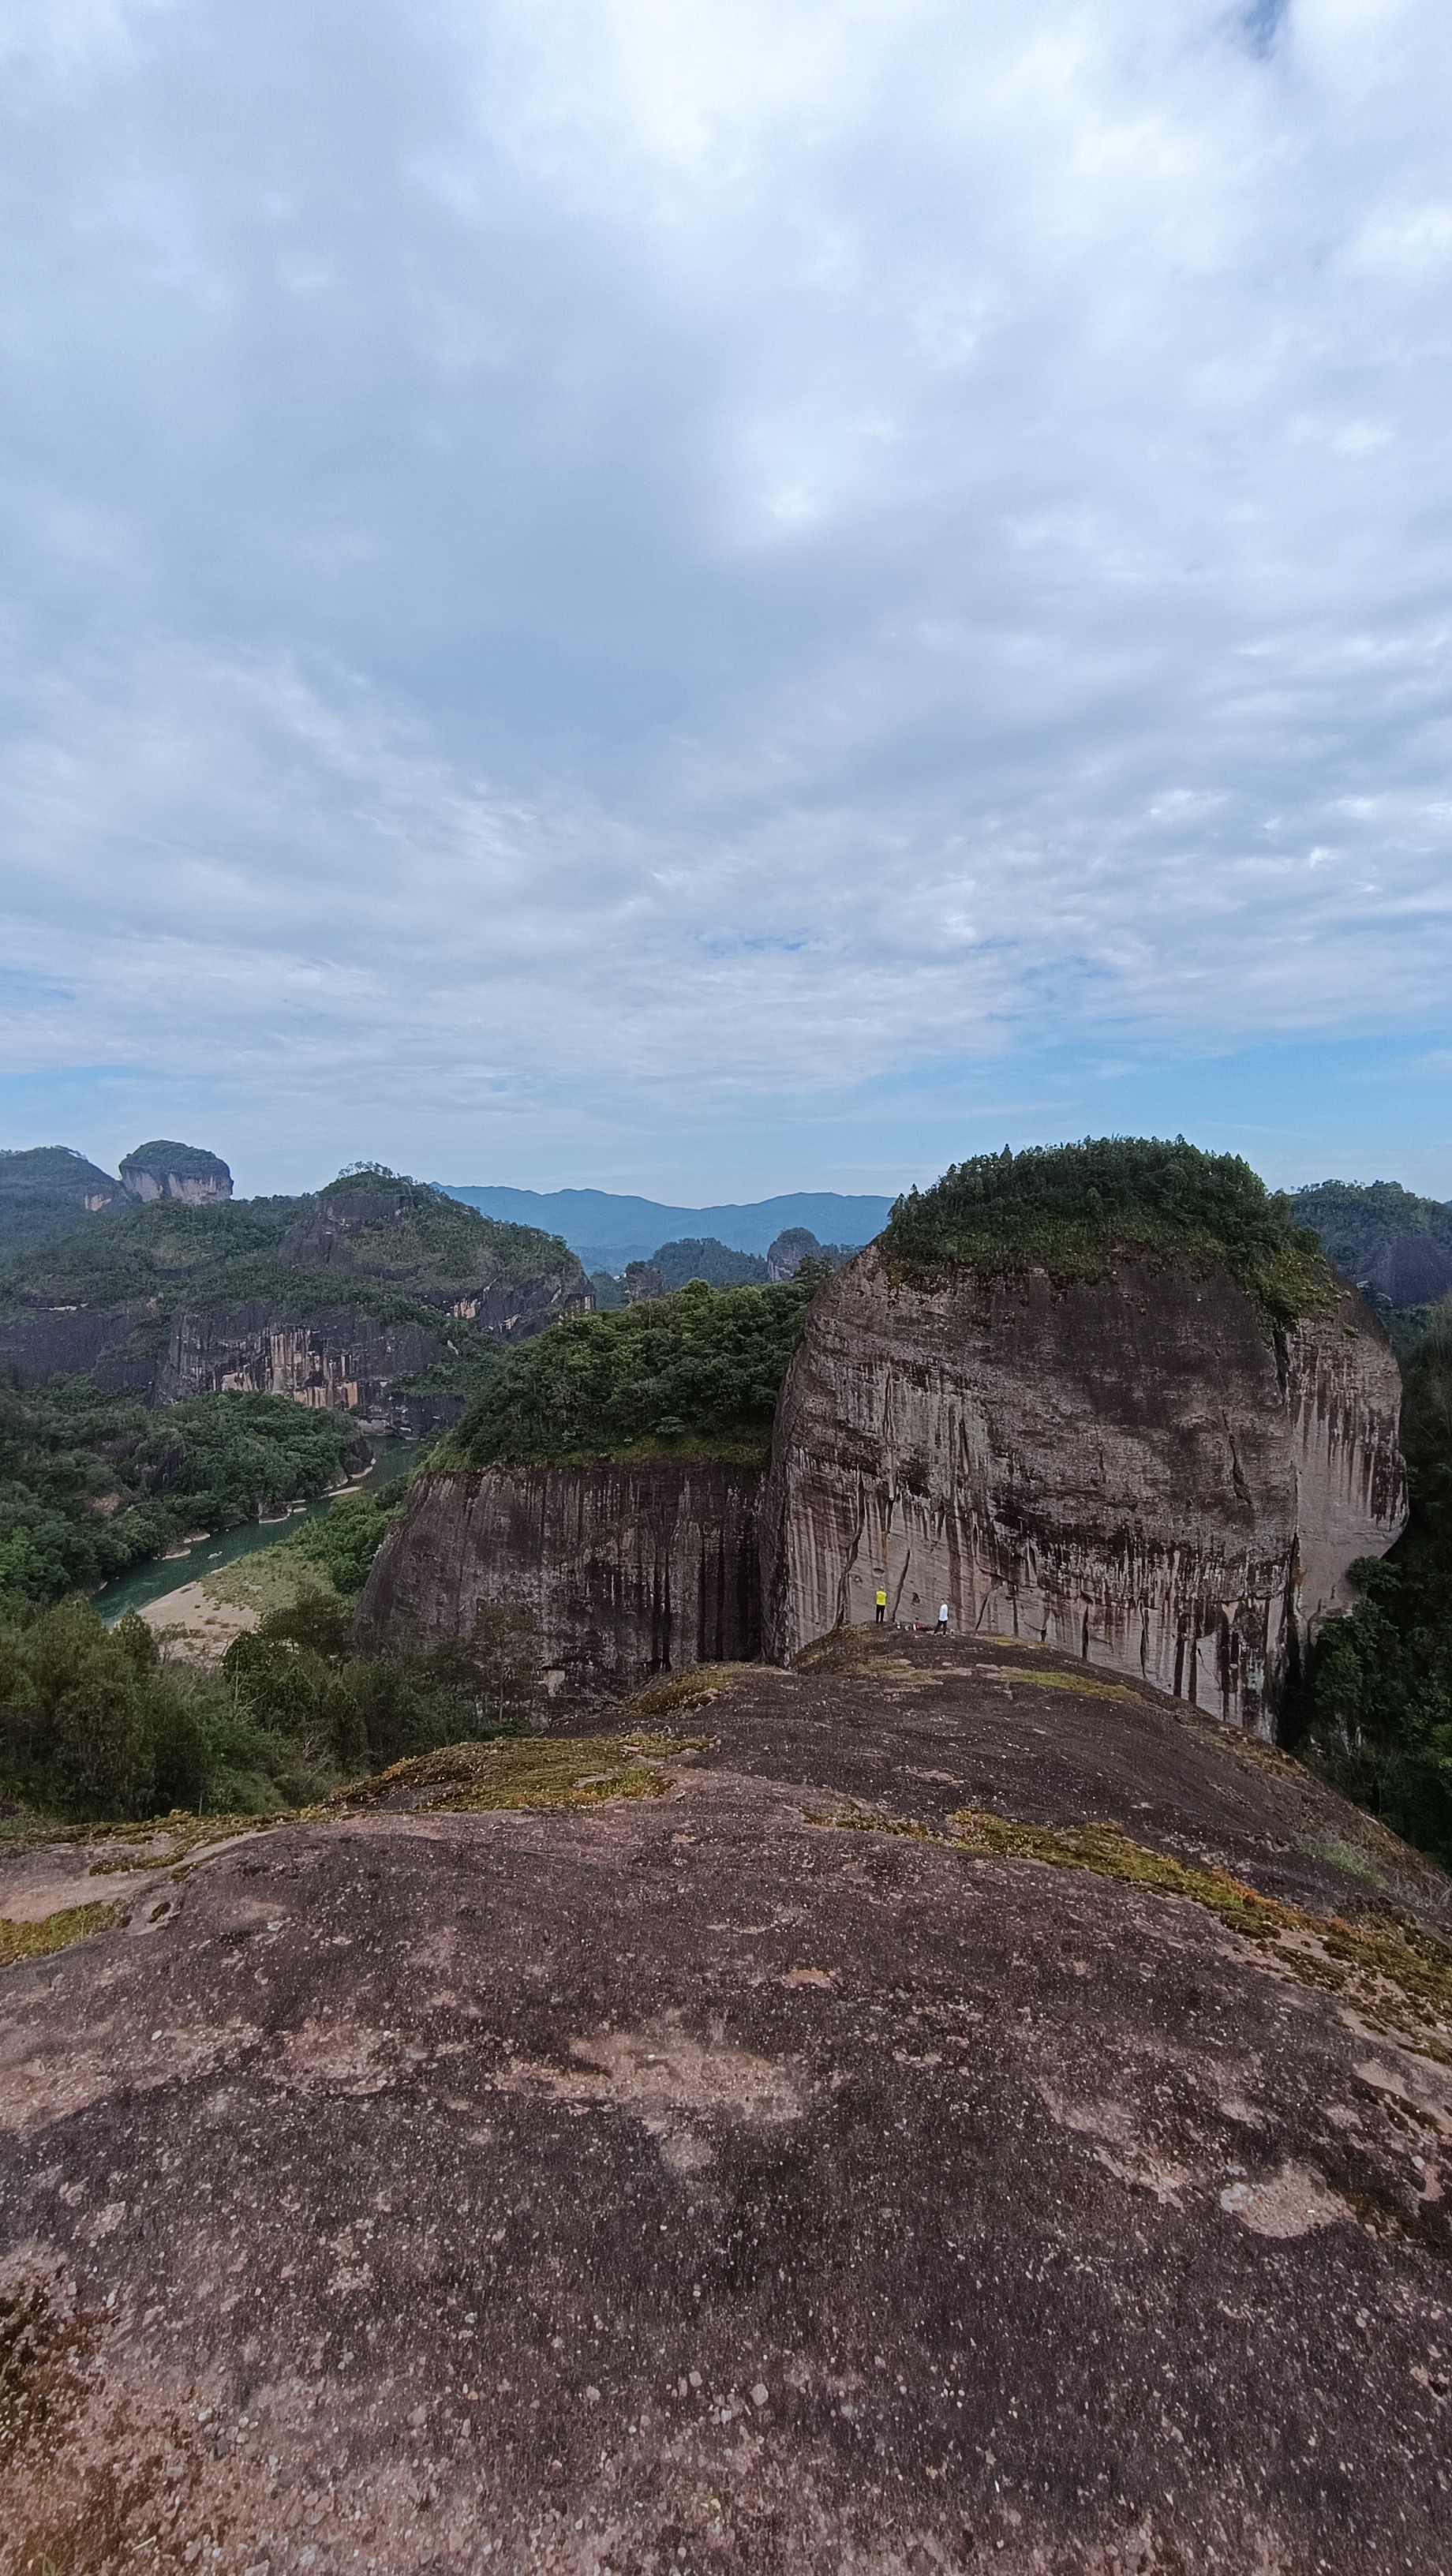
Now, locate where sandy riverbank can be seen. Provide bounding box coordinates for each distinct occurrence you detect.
[137,1544,337,1665]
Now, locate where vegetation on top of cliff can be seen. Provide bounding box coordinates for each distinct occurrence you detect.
[882,1136,1337,1327]
[440,1279,814,1469]
[279,1170,580,1296]
[0,1179,582,1328]
[119,1139,231,1187]
[0,1380,360,1616]
[1303,1294,1452,1868]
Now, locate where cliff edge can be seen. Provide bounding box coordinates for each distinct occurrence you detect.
[4,1631,1452,2573]
[762,1245,1405,1732]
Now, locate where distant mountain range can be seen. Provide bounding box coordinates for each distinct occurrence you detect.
[434,1185,896,1272]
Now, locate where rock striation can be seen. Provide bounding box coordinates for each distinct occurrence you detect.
[118,1140,233,1205]
[356,1460,763,1698]
[762,1248,1405,1733]
[152,1305,452,1424]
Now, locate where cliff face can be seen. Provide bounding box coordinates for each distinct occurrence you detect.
[355,1460,762,1698]
[118,1140,234,1205]
[0,1304,157,1391]
[152,1305,449,1423]
[0,1170,590,1420]
[0,1301,457,1422]
[761,1249,1405,1734]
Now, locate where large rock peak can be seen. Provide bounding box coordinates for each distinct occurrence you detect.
[276,1174,417,1268]
[762,1245,1406,1733]
[118,1139,233,1206]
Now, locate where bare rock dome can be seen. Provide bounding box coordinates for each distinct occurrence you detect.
[118,1138,233,1206]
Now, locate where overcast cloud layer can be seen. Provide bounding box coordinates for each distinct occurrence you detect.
[2,0,1450,1196]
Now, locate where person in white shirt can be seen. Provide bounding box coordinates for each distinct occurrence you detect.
[936,1602,950,1634]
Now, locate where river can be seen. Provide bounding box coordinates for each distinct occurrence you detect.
[92,1435,429,1627]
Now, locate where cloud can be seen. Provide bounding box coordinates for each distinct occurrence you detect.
[0,0,1448,1186]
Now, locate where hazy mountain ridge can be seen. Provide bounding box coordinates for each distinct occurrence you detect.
[436,1182,894,1269]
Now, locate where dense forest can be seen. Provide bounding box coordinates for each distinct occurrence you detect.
[1302,1295,1452,1865]
[884,1135,1335,1327]
[651,1236,769,1290]
[0,1576,537,1825]
[0,1379,365,1619]
[1290,1175,1452,1272]
[443,1279,814,1470]
[0,1145,122,1252]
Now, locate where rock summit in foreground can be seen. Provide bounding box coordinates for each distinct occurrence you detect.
[3,1630,1450,2573]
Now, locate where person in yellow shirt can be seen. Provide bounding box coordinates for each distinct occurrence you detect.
[875,1586,887,1624]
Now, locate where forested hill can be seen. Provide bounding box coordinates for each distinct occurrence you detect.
[0,1168,588,1415]
[0,1145,122,1252]
[1291,1179,1452,1311]
[0,1170,582,1323]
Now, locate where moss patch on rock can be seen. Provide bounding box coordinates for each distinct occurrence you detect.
[338,1732,705,1815]
[616,1667,753,1723]
[0,1900,118,1968]
[821,1801,1452,2055]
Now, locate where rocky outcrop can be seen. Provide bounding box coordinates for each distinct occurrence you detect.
[118,1140,233,1205]
[0,1301,460,1421]
[152,1305,450,1424]
[762,1249,1406,1734]
[0,1304,158,1391]
[6,1634,1452,2574]
[356,1460,763,1698]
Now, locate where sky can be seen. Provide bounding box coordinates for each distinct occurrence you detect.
[2,0,1450,1203]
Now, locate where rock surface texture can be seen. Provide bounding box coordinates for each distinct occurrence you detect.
[118,1141,234,1205]
[0,1304,458,1423]
[152,1304,451,1424]
[356,1461,763,1698]
[3,1630,1452,2574]
[762,1249,1405,1734]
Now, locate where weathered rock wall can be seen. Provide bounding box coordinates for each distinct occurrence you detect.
[762,1249,1405,1734]
[0,1299,456,1418]
[152,1305,448,1420]
[355,1460,763,1701]
[0,1305,157,1391]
